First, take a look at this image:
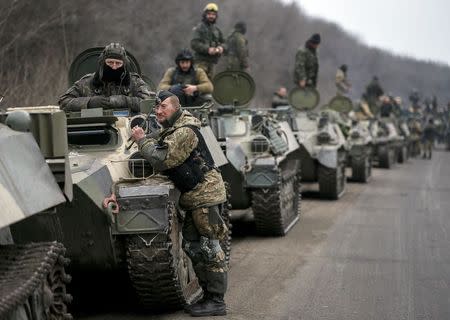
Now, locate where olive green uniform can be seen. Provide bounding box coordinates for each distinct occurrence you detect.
[226,29,249,71]
[191,21,226,79]
[294,46,319,88]
[158,67,213,94]
[137,110,228,297]
[58,72,151,112]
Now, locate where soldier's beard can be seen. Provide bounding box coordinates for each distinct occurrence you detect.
[102,65,125,83]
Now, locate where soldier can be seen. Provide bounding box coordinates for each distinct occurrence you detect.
[364,76,384,110]
[271,86,289,108]
[225,21,249,72]
[130,91,228,317]
[191,3,226,79]
[59,43,151,112]
[409,89,421,108]
[354,93,375,121]
[335,64,351,96]
[379,95,394,118]
[422,118,436,159]
[158,49,213,107]
[294,33,321,89]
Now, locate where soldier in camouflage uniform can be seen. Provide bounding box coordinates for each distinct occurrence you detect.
[294,33,321,88]
[131,91,228,317]
[335,64,351,96]
[59,43,151,112]
[191,3,226,79]
[158,49,213,107]
[225,21,249,71]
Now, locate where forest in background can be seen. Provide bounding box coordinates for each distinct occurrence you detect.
[1,0,450,108]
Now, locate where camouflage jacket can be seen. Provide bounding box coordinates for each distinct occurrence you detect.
[294,46,319,87]
[271,93,289,108]
[158,67,213,94]
[58,72,152,112]
[226,30,249,71]
[138,110,226,210]
[191,21,226,64]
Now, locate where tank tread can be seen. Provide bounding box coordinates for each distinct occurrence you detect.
[0,242,72,320]
[352,154,372,183]
[318,153,347,199]
[251,170,301,236]
[220,202,232,266]
[126,202,201,311]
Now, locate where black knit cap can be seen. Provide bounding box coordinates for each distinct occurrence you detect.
[309,33,321,45]
[102,42,127,61]
[156,90,175,105]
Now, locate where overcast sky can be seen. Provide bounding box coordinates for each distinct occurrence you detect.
[281,0,450,66]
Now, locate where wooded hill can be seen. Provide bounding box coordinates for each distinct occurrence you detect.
[1,0,449,108]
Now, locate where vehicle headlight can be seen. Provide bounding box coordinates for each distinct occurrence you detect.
[128,152,153,178]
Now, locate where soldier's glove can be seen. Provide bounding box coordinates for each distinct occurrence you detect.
[108,95,141,113]
[87,96,110,109]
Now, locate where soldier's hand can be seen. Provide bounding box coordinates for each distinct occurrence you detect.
[87,96,110,109]
[131,126,145,142]
[299,80,306,88]
[183,85,198,96]
[216,46,224,54]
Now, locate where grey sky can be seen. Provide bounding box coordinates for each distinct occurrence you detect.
[281,0,450,65]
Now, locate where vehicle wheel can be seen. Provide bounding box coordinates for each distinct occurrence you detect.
[318,154,347,199]
[397,145,408,163]
[352,155,371,183]
[251,170,301,236]
[126,201,201,311]
[378,146,393,169]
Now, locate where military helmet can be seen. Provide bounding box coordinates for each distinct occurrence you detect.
[175,49,194,64]
[204,3,218,12]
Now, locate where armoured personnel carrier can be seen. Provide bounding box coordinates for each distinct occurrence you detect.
[0,113,72,320]
[287,88,348,199]
[211,71,301,236]
[6,48,230,311]
[325,95,373,183]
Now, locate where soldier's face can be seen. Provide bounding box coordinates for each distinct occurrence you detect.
[105,58,124,70]
[206,11,217,23]
[179,60,192,72]
[154,98,178,123]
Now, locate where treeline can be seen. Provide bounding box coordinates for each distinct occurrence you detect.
[1,0,450,109]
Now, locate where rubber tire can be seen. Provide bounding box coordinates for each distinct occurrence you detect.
[352,155,371,183]
[378,146,394,169]
[397,146,408,163]
[318,162,346,200]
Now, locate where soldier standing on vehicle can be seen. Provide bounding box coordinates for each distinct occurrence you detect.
[271,86,289,108]
[335,64,351,96]
[59,43,151,112]
[294,33,321,89]
[225,21,249,72]
[158,49,213,107]
[131,91,228,317]
[422,118,436,159]
[191,3,226,79]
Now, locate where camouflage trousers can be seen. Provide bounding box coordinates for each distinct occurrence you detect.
[196,61,215,80]
[182,203,228,296]
[422,140,433,158]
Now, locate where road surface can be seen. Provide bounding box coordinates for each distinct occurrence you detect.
[79,150,450,320]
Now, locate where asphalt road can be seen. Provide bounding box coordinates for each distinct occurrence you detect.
[80,150,450,320]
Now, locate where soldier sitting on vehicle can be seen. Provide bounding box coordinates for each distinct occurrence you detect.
[158,49,213,107]
[354,94,375,121]
[131,91,228,317]
[59,43,151,113]
[271,86,289,108]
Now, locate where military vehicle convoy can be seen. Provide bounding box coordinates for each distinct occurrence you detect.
[5,48,231,312]
[287,88,348,199]
[0,113,72,320]
[210,71,301,236]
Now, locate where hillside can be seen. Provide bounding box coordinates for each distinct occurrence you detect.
[1,0,449,108]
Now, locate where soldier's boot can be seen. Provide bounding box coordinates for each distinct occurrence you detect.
[189,294,226,317]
